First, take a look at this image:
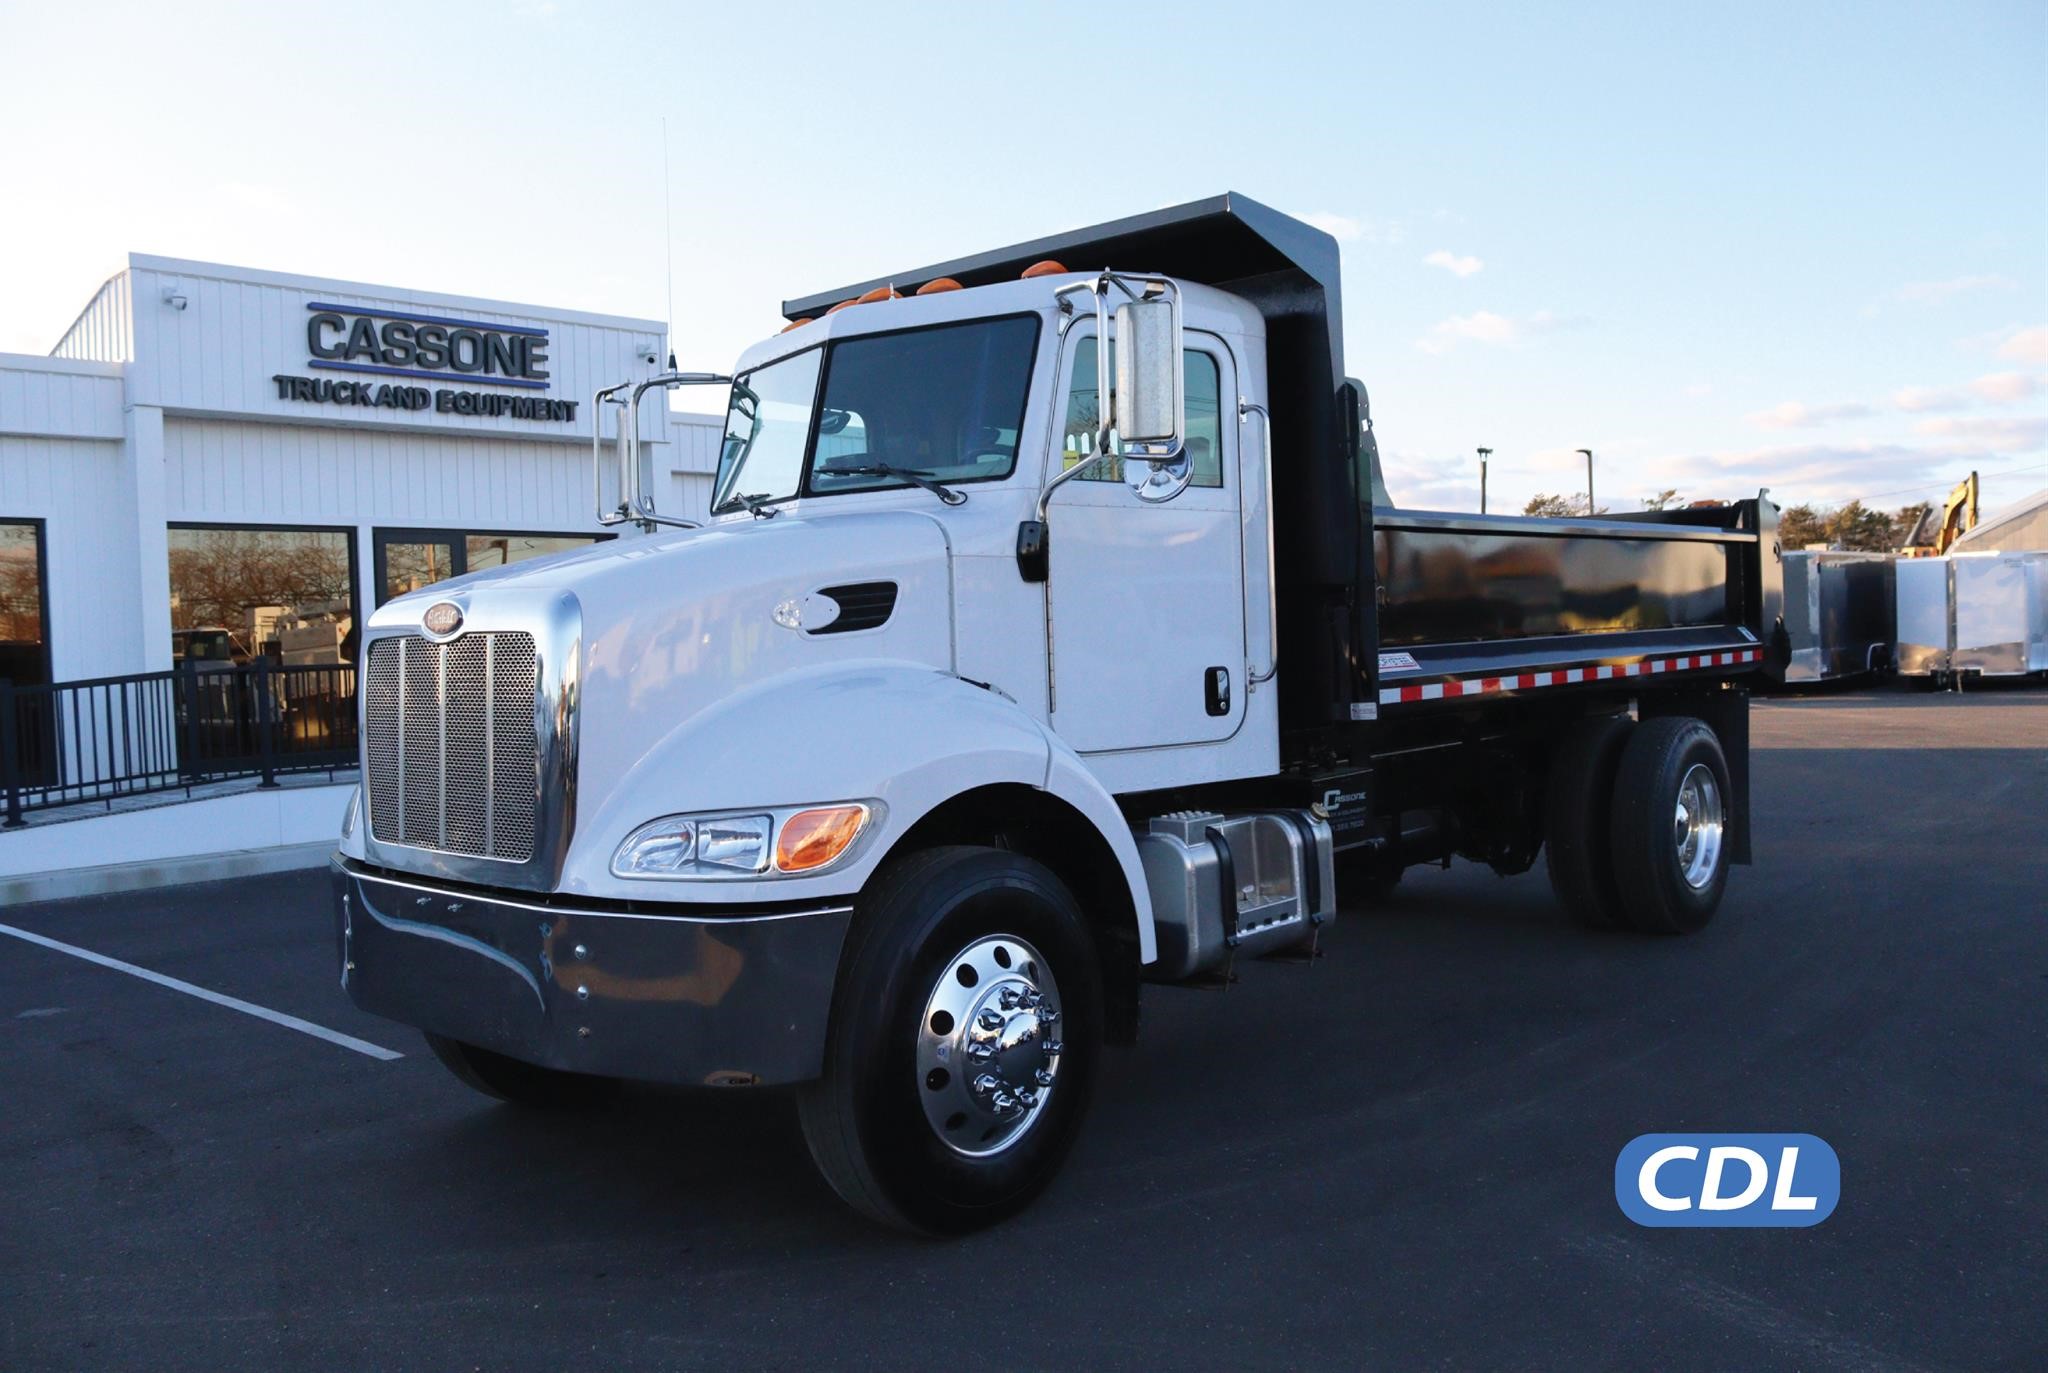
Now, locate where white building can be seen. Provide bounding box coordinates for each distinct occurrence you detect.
[0,253,723,690]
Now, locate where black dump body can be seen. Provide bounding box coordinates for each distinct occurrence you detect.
[786,193,1786,769]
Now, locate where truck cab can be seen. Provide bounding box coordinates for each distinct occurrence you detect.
[333,193,1783,1233]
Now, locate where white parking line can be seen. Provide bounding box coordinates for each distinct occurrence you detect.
[0,921,404,1061]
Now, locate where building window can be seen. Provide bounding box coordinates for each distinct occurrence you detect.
[168,525,358,667]
[0,519,49,686]
[373,528,608,605]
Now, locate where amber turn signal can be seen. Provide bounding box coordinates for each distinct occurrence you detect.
[774,805,870,873]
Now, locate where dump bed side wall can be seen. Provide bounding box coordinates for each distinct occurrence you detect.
[1376,526,1735,646]
[1354,504,1780,719]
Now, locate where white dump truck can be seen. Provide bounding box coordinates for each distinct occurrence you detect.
[333,194,1785,1232]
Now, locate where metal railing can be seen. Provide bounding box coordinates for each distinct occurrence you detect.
[0,662,358,825]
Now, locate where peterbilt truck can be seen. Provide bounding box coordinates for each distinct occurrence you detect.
[332,193,1785,1233]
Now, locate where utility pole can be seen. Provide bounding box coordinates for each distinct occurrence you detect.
[1577,448,1594,516]
[1477,448,1491,514]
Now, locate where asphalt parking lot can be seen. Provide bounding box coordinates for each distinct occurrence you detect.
[3,688,2043,1370]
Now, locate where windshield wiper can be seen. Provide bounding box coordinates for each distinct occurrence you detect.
[714,492,781,519]
[824,464,967,507]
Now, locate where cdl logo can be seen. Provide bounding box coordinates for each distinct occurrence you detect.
[1616,1133,1840,1227]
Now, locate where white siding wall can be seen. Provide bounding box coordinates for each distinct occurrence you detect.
[164,417,617,530]
[0,355,126,440]
[0,433,131,681]
[126,258,667,445]
[667,411,722,523]
[8,256,687,692]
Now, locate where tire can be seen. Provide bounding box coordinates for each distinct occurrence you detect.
[1544,714,1635,929]
[424,1033,620,1108]
[798,845,1103,1235]
[1609,716,1733,935]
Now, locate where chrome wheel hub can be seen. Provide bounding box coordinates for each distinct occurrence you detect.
[1673,762,1725,890]
[916,934,1063,1158]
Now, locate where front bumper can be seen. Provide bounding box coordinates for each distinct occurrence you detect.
[332,859,853,1086]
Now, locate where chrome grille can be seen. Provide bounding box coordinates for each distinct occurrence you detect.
[364,632,539,862]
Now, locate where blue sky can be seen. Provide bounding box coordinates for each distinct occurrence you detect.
[2,0,2042,515]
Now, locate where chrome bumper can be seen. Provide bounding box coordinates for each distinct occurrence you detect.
[332,859,853,1087]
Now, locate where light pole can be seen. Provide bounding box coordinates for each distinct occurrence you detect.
[1477,447,1492,514]
[1577,448,1594,515]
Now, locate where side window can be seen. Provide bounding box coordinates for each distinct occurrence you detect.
[1061,338,1224,488]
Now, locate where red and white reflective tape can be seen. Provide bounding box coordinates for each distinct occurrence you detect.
[1379,647,1763,706]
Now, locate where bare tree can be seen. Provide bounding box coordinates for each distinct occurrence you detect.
[1524,493,1610,517]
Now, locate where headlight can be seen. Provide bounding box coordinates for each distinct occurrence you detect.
[612,803,875,880]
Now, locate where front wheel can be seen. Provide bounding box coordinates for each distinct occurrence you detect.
[798,846,1102,1234]
[1609,716,1733,934]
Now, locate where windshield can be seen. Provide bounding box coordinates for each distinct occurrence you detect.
[711,348,821,512]
[712,315,1040,513]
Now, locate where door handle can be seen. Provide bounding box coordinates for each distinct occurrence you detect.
[1205,666,1231,717]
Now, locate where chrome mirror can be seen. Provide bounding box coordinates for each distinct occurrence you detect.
[1113,285,1187,502]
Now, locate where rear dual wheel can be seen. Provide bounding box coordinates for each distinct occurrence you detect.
[1546,714,1732,934]
[1609,717,1731,934]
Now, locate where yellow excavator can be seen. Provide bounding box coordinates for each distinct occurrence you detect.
[1898,471,1979,557]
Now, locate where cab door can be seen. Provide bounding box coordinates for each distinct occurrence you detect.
[1044,327,1246,752]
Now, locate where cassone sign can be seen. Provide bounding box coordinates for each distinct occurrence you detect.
[271,301,578,423]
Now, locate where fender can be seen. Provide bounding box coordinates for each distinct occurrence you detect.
[565,662,1156,967]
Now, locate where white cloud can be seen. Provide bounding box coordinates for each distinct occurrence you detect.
[1894,385,1969,414]
[1302,211,1403,246]
[1969,371,2042,404]
[1303,211,1361,240]
[1683,382,1713,398]
[1997,325,2048,366]
[1416,311,1517,354]
[1892,274,2014,306]
[1525,310,1592,335]
[1631,433,2035,508]
[1748,400,1875,430]
[1423,249,1483,278]
[1913,415,2048,449]
[1894,370,2042,413]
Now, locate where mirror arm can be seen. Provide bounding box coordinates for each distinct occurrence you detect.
[613,370,734,531]
[1240,398,1278,685]
[1035,441,1114,524]
[592,381,634,525]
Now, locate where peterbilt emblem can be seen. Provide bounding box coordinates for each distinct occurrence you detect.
[422,602,464,636]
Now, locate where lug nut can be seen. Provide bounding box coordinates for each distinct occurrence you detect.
[977,1008,1004,1032]
[999,986,1022,1010]
[967,1042,994,1061]
[1043,1039,1063,1057]
[1035,1068,1054,1086]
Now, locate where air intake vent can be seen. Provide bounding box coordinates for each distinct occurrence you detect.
[812,581,898,635]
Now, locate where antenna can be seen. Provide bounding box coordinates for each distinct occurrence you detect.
[662,116,677,371]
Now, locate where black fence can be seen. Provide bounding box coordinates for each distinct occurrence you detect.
[0,662,358,825]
